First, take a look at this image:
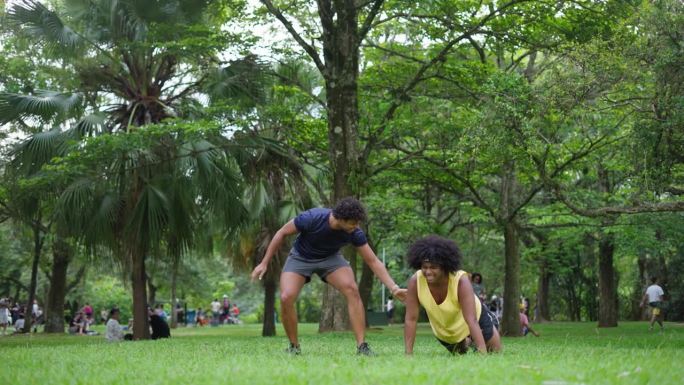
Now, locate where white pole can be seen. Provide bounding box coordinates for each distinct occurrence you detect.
[381,247,386,312]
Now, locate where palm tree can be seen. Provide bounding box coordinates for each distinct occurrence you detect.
[0,90,97,333]
[4,0,265,339]
[224,61,323,336]
[228,143,313,336]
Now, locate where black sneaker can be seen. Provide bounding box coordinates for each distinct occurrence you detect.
[356,342,375,356]
[286,342,301,355]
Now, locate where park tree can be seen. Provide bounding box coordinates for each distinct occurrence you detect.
[256,0,602,332]
[219,60,322,336]
[544,0,684,326]
[359,0,634,334]
[2,0,264,338]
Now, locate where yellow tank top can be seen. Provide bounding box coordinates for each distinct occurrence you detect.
[416,269,482,344]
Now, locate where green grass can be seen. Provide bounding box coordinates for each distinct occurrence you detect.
[1,322,682,385]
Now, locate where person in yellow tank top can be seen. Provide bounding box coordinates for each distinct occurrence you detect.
[404,235,502,354]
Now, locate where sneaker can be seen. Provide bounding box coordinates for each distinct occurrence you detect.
[286,343,301,355]
[357,342,375,356]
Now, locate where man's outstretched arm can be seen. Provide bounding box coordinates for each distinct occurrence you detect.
[357,244,407,301]
[250,220,298,281]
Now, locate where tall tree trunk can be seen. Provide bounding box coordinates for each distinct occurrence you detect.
[147,275,157,307]
[357,232,375,311]
[23,222,44,333]
[320,246,353,332]
[44,234,71,333]
[170,259,178,329]
[131,247,150,339]
[500,160,522,336]
[598,231,618,327]
[535,260,550,322]
[358,262,374,312]
[501,221,522,336]
[316,0,362,333]
[630,254,647,321]
[319,282,350,332]
[262,278,277,337]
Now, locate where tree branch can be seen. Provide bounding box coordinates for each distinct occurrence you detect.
[66,265,87,294]
[357,0,385,46]
[260,0,326,74]
[362,0,534,162]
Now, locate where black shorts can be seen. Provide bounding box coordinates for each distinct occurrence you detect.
[437,301,499,354]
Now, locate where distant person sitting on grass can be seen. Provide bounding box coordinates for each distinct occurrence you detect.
[149,308,171,339]
[641,276,665,331]
[69,311,87,335]
[520,304,539,337]
[106,308,132,341]
[251,197,407,356]
[403,235,502,355]
[14,314,25,333]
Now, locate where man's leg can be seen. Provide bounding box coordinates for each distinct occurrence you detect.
[656,308,664,329]
[325,266,365,346]
[280,272,307,346]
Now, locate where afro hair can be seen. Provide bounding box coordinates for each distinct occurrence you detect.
[407,235,462,273]
[332,197,367,222]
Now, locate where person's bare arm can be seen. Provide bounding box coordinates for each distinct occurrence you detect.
[250,220,298,281]
[357,244,407,301]
[404,275,419,355]
[458,275,486,353]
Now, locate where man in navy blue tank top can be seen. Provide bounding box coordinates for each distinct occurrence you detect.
[251,198,407,355]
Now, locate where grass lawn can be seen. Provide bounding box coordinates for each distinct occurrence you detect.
[1,321,682,385]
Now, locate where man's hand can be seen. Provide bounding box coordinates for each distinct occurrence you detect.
[251,263,267,282]
[393,287,408,302]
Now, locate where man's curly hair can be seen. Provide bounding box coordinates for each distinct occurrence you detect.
[407,235,462,273]
[332,197,367,222]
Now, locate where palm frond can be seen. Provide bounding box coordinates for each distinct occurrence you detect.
[0,91,82,125]
[9,128,69,175]
[8,0,82,50]
[70,111,107,138]
[245,180,270,220]
[127,182,170,248]
[55,176,95,231]
[204,55,268,106]
[274,60,323,96]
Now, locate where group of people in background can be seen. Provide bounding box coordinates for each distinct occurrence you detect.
[198,296,240,327]
[68,302,97,335]
[0,297,41,335]
[467,272,535,337]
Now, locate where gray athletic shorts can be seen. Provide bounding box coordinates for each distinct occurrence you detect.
[282,248,349,283]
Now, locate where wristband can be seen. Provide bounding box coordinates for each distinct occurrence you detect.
[390,284,400,294]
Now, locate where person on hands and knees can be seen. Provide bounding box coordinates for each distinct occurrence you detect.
[251,197,407,355]
[404,235,502,355]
